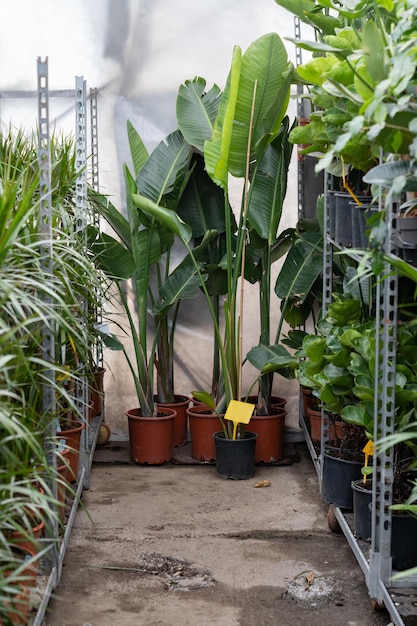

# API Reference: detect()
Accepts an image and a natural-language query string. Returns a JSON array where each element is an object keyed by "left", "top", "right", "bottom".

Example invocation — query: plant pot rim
[
  {"left": 213, "top": 431, "right": 258, "bottom": 441},
  {"left": 126, "top": 407, "right": 176, "bottom": 420}
]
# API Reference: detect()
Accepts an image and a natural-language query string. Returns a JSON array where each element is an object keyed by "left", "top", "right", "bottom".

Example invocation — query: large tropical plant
[
  {"left": 88, "top": 123, "right": 220, "bottom": 414},
  {"left": 138, "top": 33, "right": 295, "bottom": 425}
]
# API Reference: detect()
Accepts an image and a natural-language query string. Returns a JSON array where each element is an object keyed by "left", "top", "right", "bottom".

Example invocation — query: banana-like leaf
[
  {"left": 89, "top": 189, "right": 131, "bottom": 251},
  {"left": 127, "top": 119, "right": 149, "bottom": 176},
  {"left": 176, "top": 153, "right": 232, "bottom": 237},
  {"left": 153, "top": 266, "right": 206, "bottom": 319},
  {"left": 135, "top": 129, "right": 193, "bottom": 206},
  {"left": 204, "top": 46, "right": 241, "bottom": 189},
  {"left": 86, "top": 227, "right": 135, "bottom": 280},
  {"left": 131, "top": 194, "right": 192, "bottom": 243},
  {"left": 176, "top": 77, "right": 222, "bottom": 153},
  {"left": 275, "top": 231, "right": 323, "bottom": 301},
  {"left": 248, "top": 118, "right": 293, "bottom": 243}
]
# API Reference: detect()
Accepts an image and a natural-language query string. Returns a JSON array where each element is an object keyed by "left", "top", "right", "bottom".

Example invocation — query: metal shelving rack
[
  {"left": 0, "top": 58, "right": 103, "bottom": 624},
  {"left": 299, "top": 168, "right": 417, "bottom": 625}
]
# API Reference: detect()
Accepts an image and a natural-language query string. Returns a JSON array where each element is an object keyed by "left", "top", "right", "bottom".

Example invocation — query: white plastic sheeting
[{"left": 0, "top": 0, "right": 305, "bottom": 433}]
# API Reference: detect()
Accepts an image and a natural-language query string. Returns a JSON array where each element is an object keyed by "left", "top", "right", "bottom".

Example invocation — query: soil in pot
[
  {"left": 126, "top": 408, "right": 175, "bottom": 465},
  {"left": 213, "top": 431, "right": 257, "bottom": 480},
  {"left": 155, "top": 394, "right": 190, "bottom": 447}
]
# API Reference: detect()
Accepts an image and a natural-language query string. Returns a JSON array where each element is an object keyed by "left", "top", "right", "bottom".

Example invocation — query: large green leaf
[
  {"left": 135, "top": 129, "right": 193, "bottom": 207},
  {"left": 131, "top": 194, "right": 192, "bottom": 243},
  {"left": 362, "top": 20, "right": 387, "bottom": 83},
  {"left": 248, "top": 118, "right": 293, "bottom": 243},
  {"left": 86, "top": 227, "right": 135, "bottom": 280},
  {"left": 176, "top": 78, "right": 222, "bottom": 153},
  {"left": 204, "top": 45, "right": 242, "bottom": 189},
  {"left": 176, "top": 153, "right": 231, "bottom": 237},
  {"left": 275, "top": 231, "right": 323, "bottom": 301},
  {"left": 127, "top": 120, "right": 149, "bottom": 176},
  {"left": 246, "top": 343, "right": 298, "bottom": 377},
  {"left": 89, "top": 189, "right": 131, "bottom": 251}
]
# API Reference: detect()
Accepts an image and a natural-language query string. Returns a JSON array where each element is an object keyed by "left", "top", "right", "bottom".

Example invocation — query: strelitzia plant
[{"left": 135, "top": 32, "right": 295, "bottom": 434}]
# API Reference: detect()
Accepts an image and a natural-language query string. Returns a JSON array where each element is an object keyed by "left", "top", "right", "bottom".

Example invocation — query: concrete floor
[{"left": 42, "top": 440, "right": 394, "bottom": 626}]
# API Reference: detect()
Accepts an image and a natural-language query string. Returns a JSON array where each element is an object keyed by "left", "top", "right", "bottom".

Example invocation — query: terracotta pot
[
  {"left": 300, "top": 386, "right": 318, "bottom": 421},
  {"left": 307, "top": 407, "right": 321, "bottom": 443},
  {"left": 1, "top": 546, "right": 37, "bottom": 626},
  {"left": 56, "top": 419, "right": 85, "bottom": 482},
  {"left": 89, "top": 367, "right": 106, "bottom": 417},
  {"left": 11, "top": 515, "right": 45, "bottom": 557},
  {"left": 250, "top": 408, "right": 286, "bottom": 463},
  {"left": 126, "top": 407, "right": 175, "bottom": 465},
  {"left": 155, "top": 394, "right": 190, "bottom": 447},
  {"left": 187, "top": 405, "right": 222, "bottom": 462}
]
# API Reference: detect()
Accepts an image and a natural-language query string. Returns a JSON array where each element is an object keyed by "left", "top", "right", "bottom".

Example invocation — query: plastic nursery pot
[
  {"left": 351, "top": 479, "right": 373, "bottom": 542},
  {"left": 89, "top": 367, "right": 106, "bottom": 417},
  {"left": 2, "top": 546, "right": 37, "bottom": 626},
  {"left": 126, "top": 407, "right": 175, "bottom": 465},
  {"left": 56, "top": 419, "right": 85, "bottom": 482},
  {"left": 213, "top": 431, "right": 258, "bottom": 480},
  {"left": 250, "top": 408, "right": 286, "bottom": 464},
  {"left": 321, "top": 449, "right": 364, "bottom": 510},
  {"left": 155, "top": 394, "right": 190, "bottom": 447},
  {"left": 187, "top": 405, "right": 222, "bottom": 462}
]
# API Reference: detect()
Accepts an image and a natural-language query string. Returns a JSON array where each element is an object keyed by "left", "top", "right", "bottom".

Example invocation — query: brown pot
[
  {"left": 11, "top": 515, "right": 45, "bottom": 557},
  {"left": 300, "top": 386, "right": 318, "bottom": 421},
  {"left": 56, "top": 419, "right": 85, "bottom": 482},
  {"left": 1, "top": 546, "right": 37, "bottom": 626},
  {"left": 89, "top": 367, "right": 106, "bottom": 417},
  {"left": 155, "top": 395, "right": 190, "bottom": 447},
  {"left": 187, "top": 405, "right": 222, "bottom": 462},
  {"left": 307, "top": 407, "right": 321, "bottom": 443},
  {"left": 249, "top": 407, "right": 286, "bottom": 463},
  {"left": 126, "top": 407, "right": 175, "bottom": 465}
]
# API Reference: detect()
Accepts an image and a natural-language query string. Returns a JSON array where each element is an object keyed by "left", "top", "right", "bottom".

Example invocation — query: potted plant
[
  {"left": 88, "top": 121, "right": 215, "bottom": 461},
  {"left": 139, "top": 33, "right": 295, "bottom": 469}
]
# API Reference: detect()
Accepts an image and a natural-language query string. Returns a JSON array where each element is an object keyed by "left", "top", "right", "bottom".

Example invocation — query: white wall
[{"left": 0, "top": 0, "right": 314, "bottom": 434}]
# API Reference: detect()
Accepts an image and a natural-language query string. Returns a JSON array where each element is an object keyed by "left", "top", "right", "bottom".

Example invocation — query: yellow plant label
[
  {"left": 225, "top": 400, "right": 255, "bottom": 425},
  {"left": 363, "top": 440, "right": 374, "bottom": 456}
]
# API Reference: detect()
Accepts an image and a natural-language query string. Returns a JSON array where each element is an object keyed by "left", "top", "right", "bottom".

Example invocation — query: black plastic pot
[
  {"left": 321, "top": 450, "right": 364, "bottom": 510},
  {"left": 213, "top": 431, "right": 257, "bottom": 480},
  {"left": 352, "top": 479, "right": 373, "bottom": 542},
  {"left": 392, "top": 513, "right": 417, "bottom": 571},
  {"left": 350, "top": 202, "right": 377, "bottom": 248}
]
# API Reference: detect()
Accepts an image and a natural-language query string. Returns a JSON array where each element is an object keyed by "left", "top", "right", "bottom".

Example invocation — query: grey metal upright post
[
  {"left": 38, "top": 56, "right": 59, "bottom": 577},
  {"left": 369, "top": 200, "right": 397, "bottom": 603},
  {"left": 74, "top": 76, "right": 90, "bottom": 488}
]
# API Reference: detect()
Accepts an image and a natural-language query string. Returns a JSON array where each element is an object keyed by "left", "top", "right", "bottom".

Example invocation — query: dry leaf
[
  {"left": 305, "top": 571, "right": 315, "bottom": 588},
  {"left": 254, "top": 480, "right": 271, "bottom": 488}
]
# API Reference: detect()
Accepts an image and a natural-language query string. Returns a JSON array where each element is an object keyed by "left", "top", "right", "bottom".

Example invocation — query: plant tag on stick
[
  {"left": 362, "top": 440, "right": 374, "bottom": 483},
  {"left": 225, "top": 400, "right": 255, "bottom": 439}
]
